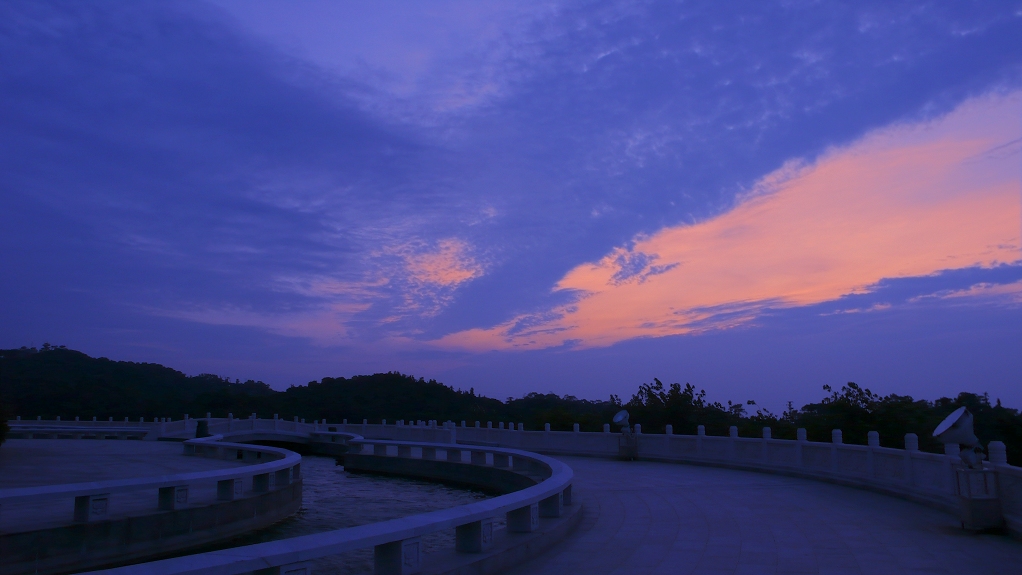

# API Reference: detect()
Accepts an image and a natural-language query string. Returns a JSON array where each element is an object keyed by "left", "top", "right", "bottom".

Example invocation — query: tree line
[{"left": 1, "top": 346, "right": 1019, "bottom": 465}]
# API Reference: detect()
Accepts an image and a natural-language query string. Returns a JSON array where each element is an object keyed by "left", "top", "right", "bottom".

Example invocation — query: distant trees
[
  {"left": 1, "top": 346, "right": 1019, "bottom": 464},
  {"left": 624, "top": 379, "right": 1022, "bottom": 465}
]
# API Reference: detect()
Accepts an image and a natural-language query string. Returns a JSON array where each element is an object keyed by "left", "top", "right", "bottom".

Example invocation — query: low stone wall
[
  {"left": 0, "top": 481, "right": 301, "bottom": 575},
  {"left": 340, "top": 420, "right": 1022, "bottom": 537},
  {"left": 0, "top": 432, "right": 304, "bottom": 575},
  {"left": 344, "top": 452, "right": 539, "bottom": 494},
  {"left": 79, "top": 440, "right": 576, "bottom": 575}
]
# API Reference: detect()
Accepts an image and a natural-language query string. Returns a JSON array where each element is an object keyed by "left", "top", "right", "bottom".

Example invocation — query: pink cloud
[
  {"left": 436, "top": 91, "right": 1022, "bottom": 352},
  {"left": 403, "top": 238, "right": 484, "bottom": 287}
]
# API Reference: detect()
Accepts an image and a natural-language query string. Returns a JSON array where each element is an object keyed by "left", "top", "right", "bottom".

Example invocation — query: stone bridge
[{"left": 1, "top": 415, "right": 1020, "bottom": 575}]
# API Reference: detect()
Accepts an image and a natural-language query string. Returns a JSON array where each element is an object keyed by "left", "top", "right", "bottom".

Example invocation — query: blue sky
[{"left": 2, "top": 1, "right": 1020, "bottom": 411}]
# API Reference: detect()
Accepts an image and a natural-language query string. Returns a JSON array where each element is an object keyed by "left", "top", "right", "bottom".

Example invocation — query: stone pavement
[
  {"left": 505, "top": 456, "right": 1022, "bottom": 575},
  {"left": 0, "top": 439, "right": 247, "bottom": 488}
]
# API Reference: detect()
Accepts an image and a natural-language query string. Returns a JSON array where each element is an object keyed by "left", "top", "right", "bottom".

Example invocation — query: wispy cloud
[
  {"left": 435, "top": 91, "right": 1022, "bottom": 351},
  {"left": 911, "top": 279, "right": 1022, "bottom": 307}
]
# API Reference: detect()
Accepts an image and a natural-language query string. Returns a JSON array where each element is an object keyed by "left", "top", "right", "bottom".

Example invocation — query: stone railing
[
  {"left": 0, "top": 434, "right": 300, "bottom": 531},
  {"left": 80, "top": 439, "right": 575, "bottom": 575},
  {"left": 329, "top": 419, "right": 1022, "bottom": 537}
]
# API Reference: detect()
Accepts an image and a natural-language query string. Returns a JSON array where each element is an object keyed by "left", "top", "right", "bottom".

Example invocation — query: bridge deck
[{"left": 506, "top": 456, "right": 1022, "bottom": 575}]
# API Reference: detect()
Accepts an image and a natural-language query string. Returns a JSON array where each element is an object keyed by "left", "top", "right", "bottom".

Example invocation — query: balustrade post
[
  {"left": 74, "top": 494, "right": 110, "bottom": 523},
  {"left": 264, "top": 562, "right": 312, "bottom": 575},
  {"left": 518, "top": 422, "right": 524, "bottom": 431},
  {"left": 475, "top": 421, "right": 480, "bottom": 428},
  {"left": 456, "top": 519, "right": 494, "bottom": 553},
  {"left": 374, "top": 537, "right": 422, "bottom": 575},
  {"left": 508, "top": 503, "right": 539, "bottom": 532},
  {"left": 217, "top": 478, "right": 243, "bottom": 501},
  {"left": 158, "top": 485, "right": 189, "bottom": 511},
  {"left": 989, "top": 441, "right": 1008, "bottom": 465},
  {"left": 665, "top": 424, "right": 673, "bottom": 435},
  {"left": 831, "top": 429, "right": 842, "bottom": 474},
  {"left": 573, "top": 423, "right": 579, "bottom": 432},
  {"left": 603, "top": 423, "right": 610, "bottom": 433},
  {"left": 539, "top": 492, "right": 563, "bottom": 517},
  {"left": 866, "top": 431, "right": 879, "bottom": 478},
  {"left": 544, "top": 423, "right": 551, "bottom": 431},
  {"left": 253, "top": 473, "right": 270, "bottom": 493}
]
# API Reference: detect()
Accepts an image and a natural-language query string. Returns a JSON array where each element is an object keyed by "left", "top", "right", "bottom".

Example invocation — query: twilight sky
[{"left": 2, "top": 1, "right": 1020, "bottom": 411}]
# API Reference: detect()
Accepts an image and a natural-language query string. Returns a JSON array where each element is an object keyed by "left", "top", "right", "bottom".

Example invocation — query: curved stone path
[{"left": 506, "top": 456, "right": 1022, "bottom": 575}]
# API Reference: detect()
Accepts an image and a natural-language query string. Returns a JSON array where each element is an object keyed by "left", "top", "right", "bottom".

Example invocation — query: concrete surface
[{"left": 505, "top": 456, "right": 1022, "bottom": 575}]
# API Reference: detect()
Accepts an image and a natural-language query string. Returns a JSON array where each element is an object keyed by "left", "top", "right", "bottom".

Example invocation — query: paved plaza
[
  {"left": 0, "top": 439, "right": 247, "bottom": 489},
  {"left": 506, "top": 456, "right": 1022, "bottom": 575}
]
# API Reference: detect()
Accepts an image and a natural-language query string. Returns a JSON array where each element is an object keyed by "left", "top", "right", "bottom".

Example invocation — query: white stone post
[
  {"left": 217, "top": 479, "right": 243, "bottom": 501},
  {"left": 74, "top": 494, "right": 110, "bottom": 523},
  {"left": 573, "top": 423, "right": 580, "bottom": 432},
  {"left": 544, "top": 423, "right": 551, "bottom": 431},
  {"left": 867, "top": 431, "right": 879, "bottom": 447},
  {"left": 507, "top": 503, "right": 539, "bottom": 532},
  {"left": 988, "top": 441, "right": 1008, "bottom": 465},
  {"left": 158, "top": 486, "right": 189, "bottom": 511},
  {"left": 539, "top": 492, "right": 563, "bottom": 517},
  {"left": 456, "top": 519, "right": 494, "bottom": 554},
  {"left": 830, "top": 429, "right": 842, "bottom": 474},
  {"left": 374, "top": 537, "right": 421, "bottom": 575},
  {"left": 518, "top": 422, "right": 524, "bottom": 431},
  {"left": 665, "top": 424, "right": 673, "bottom": 434},
  {"left": 603, "top": 423, "right": 610, "bottom": 433}
]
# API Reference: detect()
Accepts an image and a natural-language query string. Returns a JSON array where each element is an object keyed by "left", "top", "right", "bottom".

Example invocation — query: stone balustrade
[
  {"left": 0, "top": 434, "right": 300, "bottom": 528},
  {"left": 0, "top": 431, "right": 303, "bottom": 575},
  {"left": 78, "top": 438, "right": 575, "bottom": 575},
  {"left": 6, "top": 415, "right": 1020, "bottom": 574},
  {"left": 327, "top": 419, "right": 1022, "bottom": 538}
]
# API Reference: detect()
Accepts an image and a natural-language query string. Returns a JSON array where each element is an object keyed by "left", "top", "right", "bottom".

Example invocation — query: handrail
[{"left": 80, "top": 439, "right": 573, "bottom": 575}]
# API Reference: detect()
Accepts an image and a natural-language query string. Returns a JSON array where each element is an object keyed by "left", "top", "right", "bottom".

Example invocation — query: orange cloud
[
  {"left": 436, "top": 91, "right": 1022, "bottom": 352},
  {"left": 404, "top": 238, "right": 484, "bottom": 287}
]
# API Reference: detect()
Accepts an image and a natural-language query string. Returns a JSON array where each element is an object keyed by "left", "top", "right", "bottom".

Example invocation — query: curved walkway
[{"left": 506, "top": 456, "right": 1022, "bottom": 575}]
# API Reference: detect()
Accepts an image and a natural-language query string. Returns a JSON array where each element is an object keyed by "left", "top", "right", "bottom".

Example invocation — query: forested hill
[
  {"left": 1, "top": 346, "right": 1020, "bottom": 465},
  {"left": 0, "top": 346, "right": 506, "bottom": 423}
]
